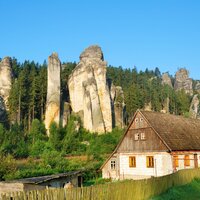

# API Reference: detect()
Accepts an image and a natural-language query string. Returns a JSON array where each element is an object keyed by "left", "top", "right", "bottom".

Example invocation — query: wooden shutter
[
  {"left": 174, "top": 156, "right": 179, "bottom": 167},
  {"left": 184, "top": 155, "right": 190, "bottom": 166},
  {"left": 146, "top": 156, "right": 154, "bottom": 168},
  {"left": 129, "top": 156, "right": 136, "bottom": 167},
  {"left": 174, "top": 156, "right": 179, "bottom": 168}
]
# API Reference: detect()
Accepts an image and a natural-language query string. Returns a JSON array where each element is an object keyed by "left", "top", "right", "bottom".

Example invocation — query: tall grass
[{"left": 1, "top": 168, "right": 200, "bottom": 200}]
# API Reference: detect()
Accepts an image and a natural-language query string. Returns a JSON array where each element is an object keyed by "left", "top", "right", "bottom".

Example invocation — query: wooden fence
[{"left": 1, "top": 168, "right": 200, "bottom": 200}]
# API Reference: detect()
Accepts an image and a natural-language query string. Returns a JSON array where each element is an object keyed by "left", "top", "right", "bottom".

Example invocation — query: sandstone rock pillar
[
  {"left": 110, "top": 85, "right": 125, "bottom": 128},
  {"left": 68, "top": 45, "right": 112, "bottom": 133},
  {"left": 0, "top": 57, "right": 12, "bottom": 109},
  {"left": 189, "top": 94, "right": 200, "bottom": 119},
  {"left": 45, "top": 53, "right": 61, "bottom": 135},
  {"left": 174, "top": 68, "right": 193, "bottom": 95}
]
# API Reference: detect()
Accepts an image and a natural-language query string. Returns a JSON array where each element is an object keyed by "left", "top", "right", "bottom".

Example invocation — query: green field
[{"left": 152, "top": 179, "right": 200, "bottom": 200}]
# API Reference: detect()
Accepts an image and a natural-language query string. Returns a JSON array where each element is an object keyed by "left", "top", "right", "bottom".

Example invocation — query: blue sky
[{"left": 0, "top": 0, "right": 200, "bottom": 79}]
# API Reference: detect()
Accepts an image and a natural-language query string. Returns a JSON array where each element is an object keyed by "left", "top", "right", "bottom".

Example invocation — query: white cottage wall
[{"left": 119, "top": 152, "right": 173, "bottom": 180}]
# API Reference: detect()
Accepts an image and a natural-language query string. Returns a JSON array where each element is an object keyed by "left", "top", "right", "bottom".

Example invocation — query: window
[
  {"left": 129, "top": 156, "right": 136, "bottom": 167},
  {"left": 184, "top": 155, "right": 190, "bottom": 166},
  {"left": 141, "top": 132, "right": 146, "bottom": 140},
  {"left": 135, "top": 118, "right": 139, "bottom": 123},
  {"left": 173, "top": 155, "right": 179, "bottom": 167},
  {"left": 140, "top": 118, "right": 143, "bottom": 122},
  {"left": 134, "top": 133, "right": 140, "bottom": 140},
  {"left": 111, "top": 160, "right": 116, "bottom": 170},
  {"left": 146, "top": 156, "right": 154, "bottom": 168}
]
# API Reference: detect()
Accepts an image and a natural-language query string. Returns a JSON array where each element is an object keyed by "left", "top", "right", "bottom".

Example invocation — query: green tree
[{"left": 49, "top": 122, "right": 62, "bottom": 151}]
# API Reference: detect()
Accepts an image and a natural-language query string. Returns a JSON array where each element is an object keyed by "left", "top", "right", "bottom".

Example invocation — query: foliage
[
  {"left": 107, "top": 65, "right": 191, "bottom": 118},
  {"left": 0, "top": 124, "right": 28, "bottom": 158},
  {"left": 40, "top": 150, "right": 69, "bottom": 172},
  {"left": 87, "top": 128, "right": 123, "bottom": 161},
  {"left": 153, "top": 179, "right": 200, "bottom": 200},
  {"left": 0, "top": 154, "right": 16, "bottom": 180}
]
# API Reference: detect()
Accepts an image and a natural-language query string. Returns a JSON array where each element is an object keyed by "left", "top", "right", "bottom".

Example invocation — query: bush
[
  {"left": 0, "top": 154, "right": 17, "bottom": 180},
  {"left": 40, "top": 150, "right": 69, "bottom": 172}
]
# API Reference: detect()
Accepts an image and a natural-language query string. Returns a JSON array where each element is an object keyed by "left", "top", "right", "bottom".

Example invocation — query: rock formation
[
  {"left": 161, "top": 97, "right": 170, "bottom": 113},
  {"left": 174, "top": 68, "right": 193, "bottom": 95},
  {"left": 61, "top": 102, "right": 71, "bottom": 127},
  {"left": 195, "top": 81, "right": 200, "bottom": 94},
  {"left": 68, "top": 45, "right": 113, "bottom": 133},
  {"left": 0, "top": 57, "right": 12, "bottom": 109},
  {"left": 161, "top": 73, "right": 172, "bottom": 88},
  {"left": 0, "top": 96, "right": 6, "bottom": 122},
  {"left": 110, "top": 85, "right": 125, "bottom": 128},
  {"left": 189, "top": 94, "right": 200, "bottom": 119},
  {"left": 44, "top": 53, "right": 61, "bottom": 135},
  {"left": 144, "top": 102, "right": 152, "bottom": 111}
]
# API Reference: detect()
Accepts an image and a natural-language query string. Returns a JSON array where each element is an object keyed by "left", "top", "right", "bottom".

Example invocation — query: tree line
[{"left": 107, "top": 66, "right": 192, "bottom": 118}]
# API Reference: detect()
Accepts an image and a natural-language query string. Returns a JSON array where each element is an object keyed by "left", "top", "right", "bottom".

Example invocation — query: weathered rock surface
[
  {"left": 0, "top": 57, "right": 12, "bottom": 109},
  {"left": 161, "top": 97, "right": 170, "bottom": 113},
  {"left": 162, "top": 73, "right": 172, "bottom": 88},
  {"left": 195, "top": 81, "right": 200, "bottom": 94},
  {"left": 144, "top": 102, "right": 152, "bottom": 111},
  {"left": 0, "top": 96, "right": 6, "bottom": 122},
  {"left": 189, "top": 94, "right": 200, "bottom": 119},
  {"left": 45, "top": 53, "right": 61, "bottom": 135},
  {"left": 61, "top": 102, "right": 71, "bottom": 127},
  {"left": 110, "top": 85, "right": 125, "bottom": 128},
  {"left": 68, "top": 45, "right": 112, "bottom": 133},
  {"left": 174, "top": 68, "right": 193, "bottom": 95}
]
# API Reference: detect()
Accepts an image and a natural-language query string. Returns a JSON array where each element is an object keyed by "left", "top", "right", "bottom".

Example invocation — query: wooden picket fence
[{"left": 1, "top": 168, "right": 200, "bottom": 200}]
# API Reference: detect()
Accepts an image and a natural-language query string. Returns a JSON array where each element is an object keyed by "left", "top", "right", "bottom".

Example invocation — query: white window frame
[
  {"left": 110, "top": 160, "right": 116, "bottom": 170},
  {"left": 141, "top": 132, "right": 146, "bottom": 140},
  {"left": 134, "top": 133, "right": 140, "bottom": 140}
]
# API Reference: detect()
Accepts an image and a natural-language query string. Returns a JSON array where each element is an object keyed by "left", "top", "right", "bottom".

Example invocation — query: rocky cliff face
[
  {"left": 195, "top": 82, "right": 200, "bottom": 94},
  {"left": 0, "top": 57, "right": 12, "bottom": 122},
  {"left": 0, "top": 96, "right": 6, "bottom": 122},
  {"left": 110, "top": 85, "right": 125, "bottom": 128},
  {"left": 44, "top": 53, "right": 61, "bottom": 135},
  {"left": 68, "top": 45, "right": 112, "bottom": 133},
  {"left": 189, "top": 94, "right": 200, "bottom": 119},
  {"left": 174, "top": 68, "right": 193, "bottom": 95},
  {"left": 161, "top": 73, "right": 172, "bottom": 88},
  {"left": 0, "top": 57, "right": 12, "bottom": 109}
]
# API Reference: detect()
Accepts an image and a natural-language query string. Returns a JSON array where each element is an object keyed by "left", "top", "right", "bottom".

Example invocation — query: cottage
[{"left": 101, "top": 110, "right": 200, "bottom": 180}]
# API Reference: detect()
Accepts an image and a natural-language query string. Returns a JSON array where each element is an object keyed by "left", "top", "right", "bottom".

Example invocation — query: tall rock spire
[
  {"left": 68, "top": 45, "right": 112, "bottom": 133},
  {"left": 174, "top": 68, "right": 193, "bottom": 95},
  {"left": 45, "top": 53, "right": 61, "bottom": 135}
]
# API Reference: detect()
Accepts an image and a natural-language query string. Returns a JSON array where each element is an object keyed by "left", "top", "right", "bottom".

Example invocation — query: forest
[{"left": 0, "top": 58, "right": 195, "bottom": 182}]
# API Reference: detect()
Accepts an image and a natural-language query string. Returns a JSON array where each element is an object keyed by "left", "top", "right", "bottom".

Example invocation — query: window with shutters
[
  {"left": 184, "top": 155, "right": 190, "bottom": 166},
  {"left": 173, "top": 155, "right": 179, "bottom": 167},
  {"left": 110, "top": 160, "right": 116, "bottom": 170},
  {"left": 129, "top": 156, "right": 136, "bottom": 168},
  {"left": 146, "top": 156, "right": 154, "bottom": 168}
]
